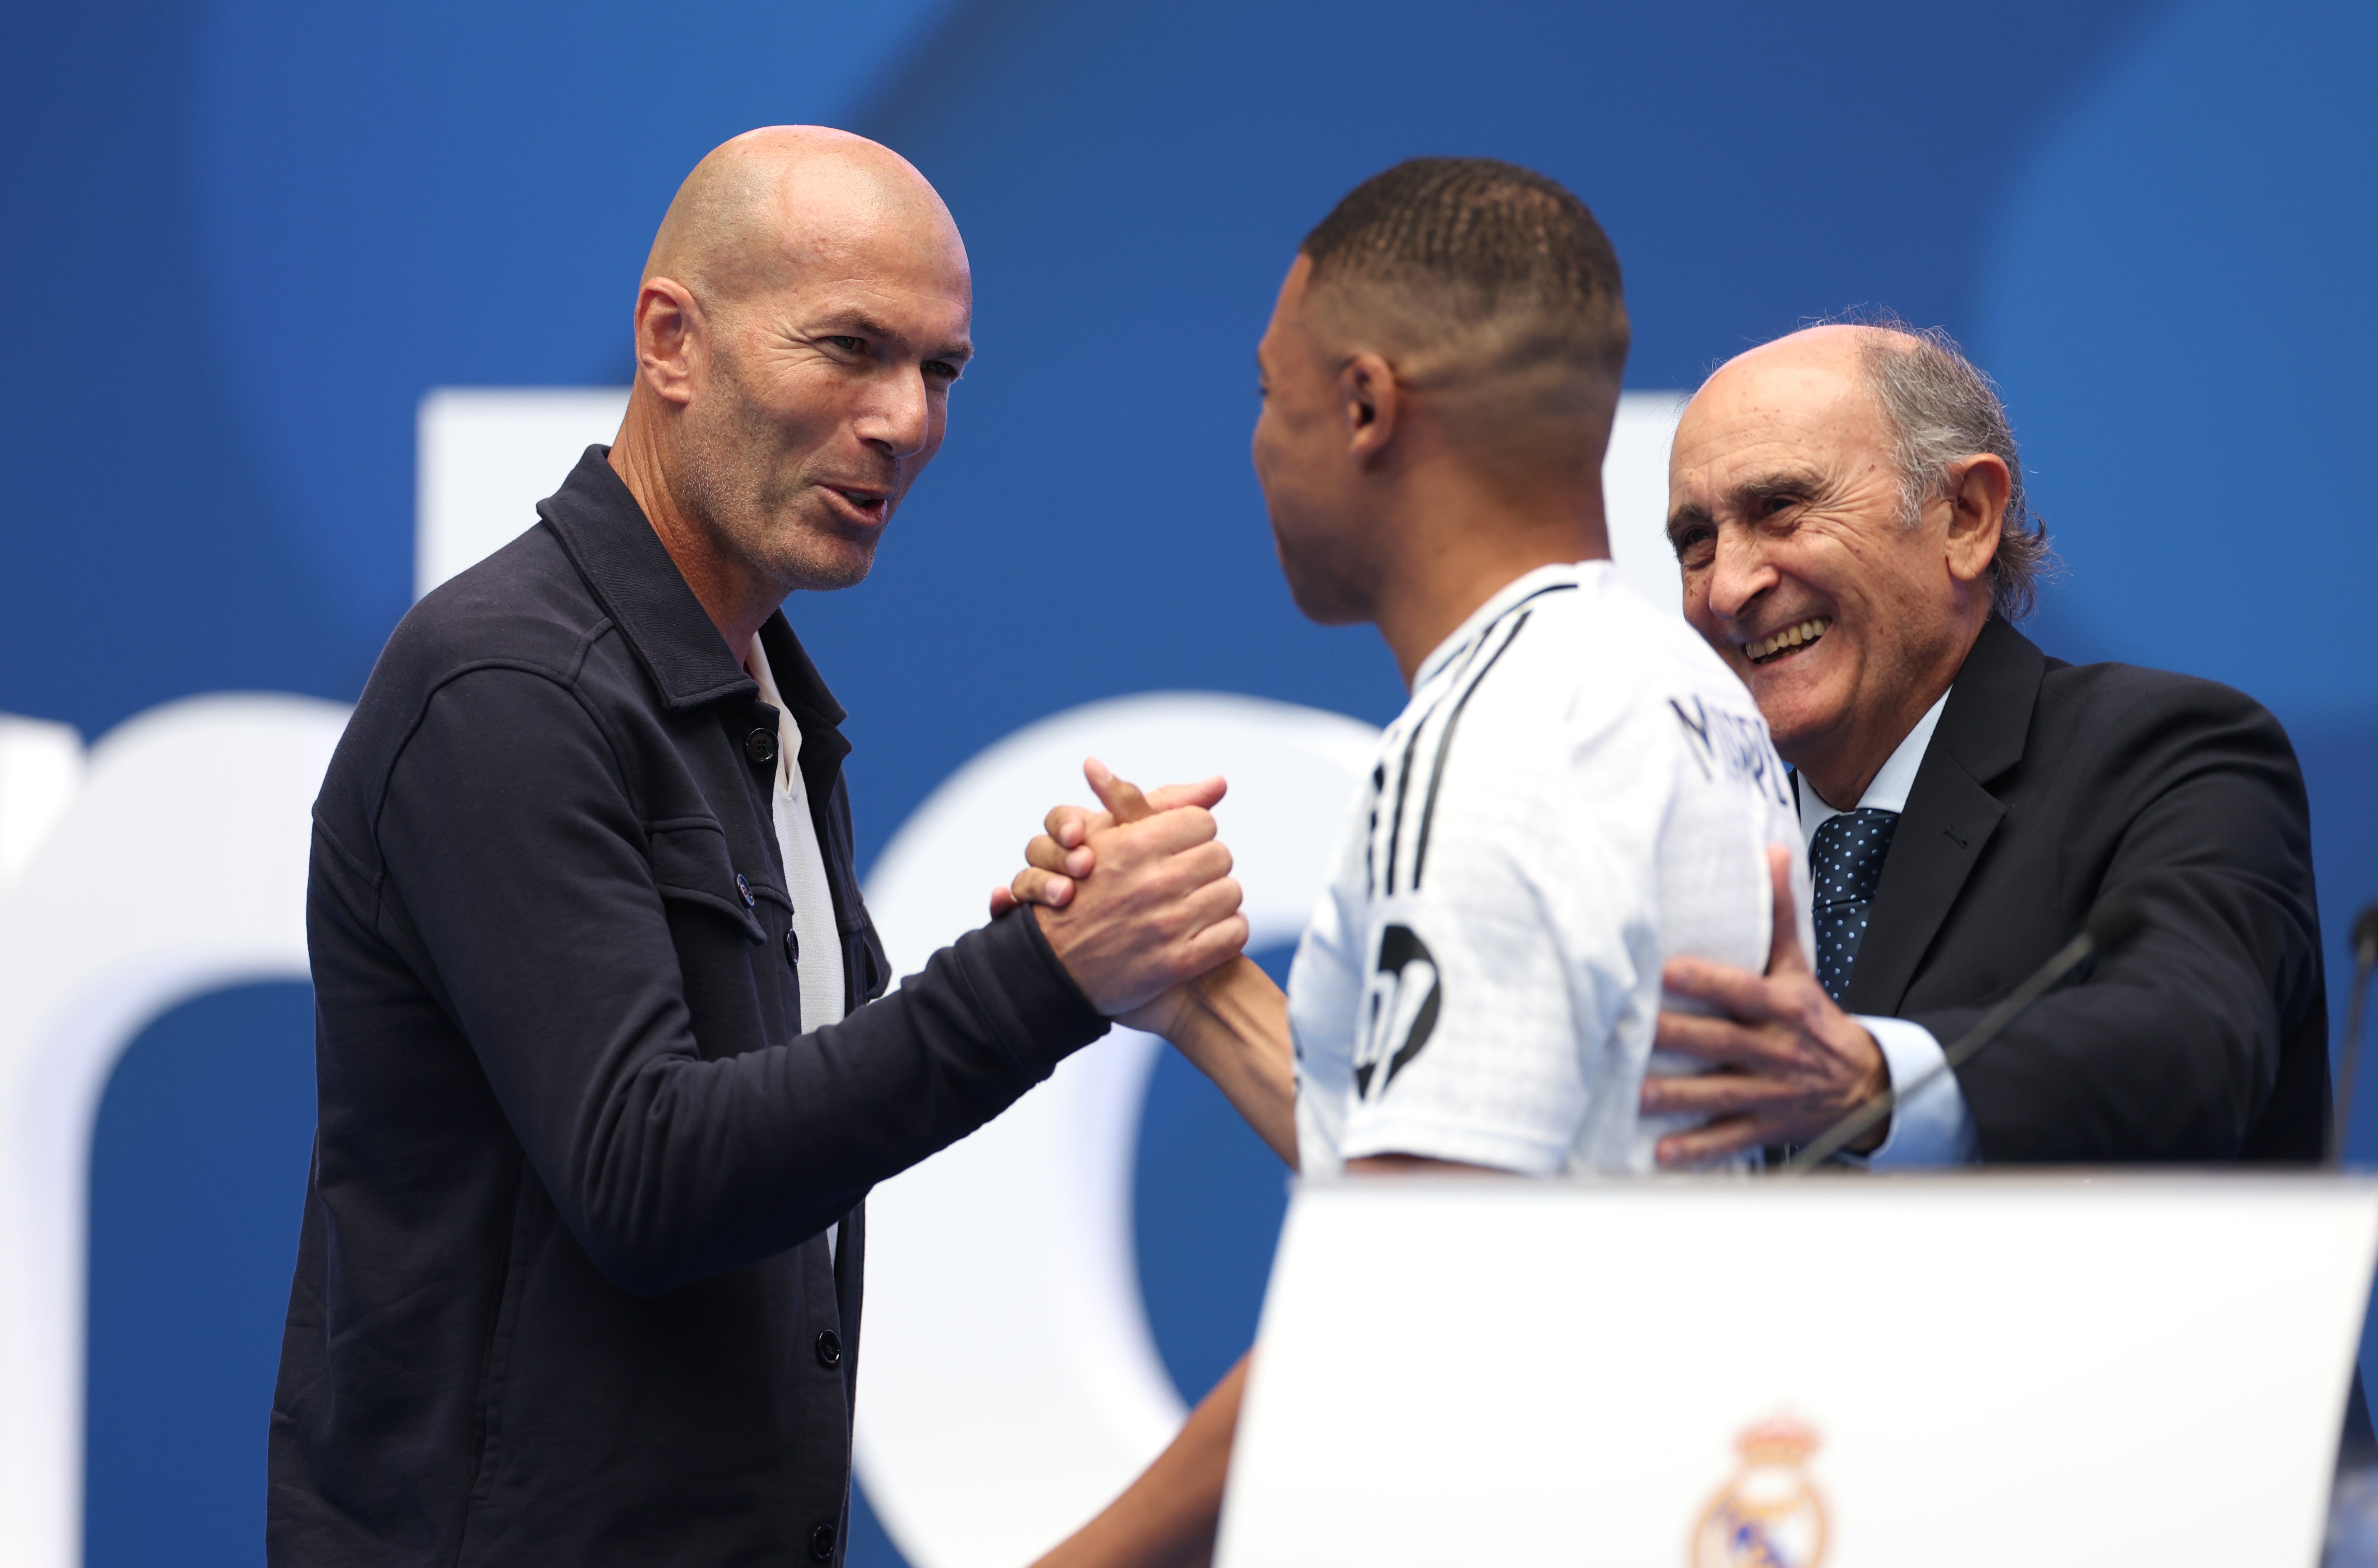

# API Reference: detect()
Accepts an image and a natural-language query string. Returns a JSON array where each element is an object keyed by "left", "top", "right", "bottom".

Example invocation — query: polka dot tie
[{"left": 1809, "top": 807, "right": 1900, "bottom": 1004}]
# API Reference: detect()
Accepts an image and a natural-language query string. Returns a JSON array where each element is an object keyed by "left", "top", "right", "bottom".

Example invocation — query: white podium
[{"left": 1218, "top": 1174, "right": 2378, "bottom": 1568}]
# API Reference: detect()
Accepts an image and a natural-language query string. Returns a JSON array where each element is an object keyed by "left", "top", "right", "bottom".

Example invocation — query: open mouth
[
  {"left": 826, "top": 487, "right": 890, "bottom": 525},
  {"left": 1744, "top": 616, "right": 1833, "bottom": 666}
]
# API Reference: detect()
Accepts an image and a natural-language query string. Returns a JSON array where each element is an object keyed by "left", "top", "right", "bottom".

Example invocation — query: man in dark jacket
[
  {"left": 268, "top": 127, "right": 1248, "bottom": 1566},
  {"left": 1644, "top": 321, "right": 2326, "bottom": 1167}
]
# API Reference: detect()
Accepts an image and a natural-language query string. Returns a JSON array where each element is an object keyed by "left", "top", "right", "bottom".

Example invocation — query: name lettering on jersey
[
  {"left": 1669, "top": 696, "right": 1791, "bottom": 807},
  {"left": 1353, "top": 924, "right": 1440, "bottom": 1099}
]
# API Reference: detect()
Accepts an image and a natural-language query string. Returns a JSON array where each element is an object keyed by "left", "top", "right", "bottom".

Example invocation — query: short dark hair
[{"left": 1300, "top": 157, "right": 1629, "bottom": 383}]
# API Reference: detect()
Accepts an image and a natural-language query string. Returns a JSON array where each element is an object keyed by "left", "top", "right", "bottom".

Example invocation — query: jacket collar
[
  {"left": 1927, "top": 615, "right": 2043, "bottom": 788},
  {"left": 536, "top": 446, "right": 849, "bottom": 745},
  {"left": 759, "top": 609, "right": 852, "bottom": 786},
  {"left": 1842, "top": 616, "right": 2046, "bottom": 1015}
]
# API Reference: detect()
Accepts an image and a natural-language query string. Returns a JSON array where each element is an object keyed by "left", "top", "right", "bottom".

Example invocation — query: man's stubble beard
[{"left": 675, "top": 345, "right": 880, "bottom": 597}]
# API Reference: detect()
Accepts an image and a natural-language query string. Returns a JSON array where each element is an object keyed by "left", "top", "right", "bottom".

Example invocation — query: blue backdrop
[{"left": 8, "top": 1, "right": 2373, "bottom": 1562}]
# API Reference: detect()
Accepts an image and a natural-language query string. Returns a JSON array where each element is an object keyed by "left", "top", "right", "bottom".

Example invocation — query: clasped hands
[
  {"left": 998, "top": 770, "right": 1892, "bottom": 1167},
  {"left": 995, "top": 760, "right": 1250, "bottom": 1023}
]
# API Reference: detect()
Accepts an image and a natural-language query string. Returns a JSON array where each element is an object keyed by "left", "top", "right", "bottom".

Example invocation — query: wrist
[{"left": 1845, "top": 1029, "right": 1890, "bottom": 1154}]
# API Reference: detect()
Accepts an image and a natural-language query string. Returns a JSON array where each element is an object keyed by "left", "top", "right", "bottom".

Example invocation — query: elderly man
[
  {"left": 269, "top": 128, "right": 1246, "bottom": 1566},
  {"left": 1644, "top": 321, "right": 2328, "bottom": 1167}
]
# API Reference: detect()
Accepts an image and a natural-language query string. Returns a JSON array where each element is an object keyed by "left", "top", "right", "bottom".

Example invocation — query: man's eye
[
  {"left": 826, "top": 335, "right": 866, "bottom": 353},
  {"left": 1671, "top": 528, "right": 1716, "bottom": 567},
  {"left": 924, "top": 360, "right": 960, "bottom": 383}
]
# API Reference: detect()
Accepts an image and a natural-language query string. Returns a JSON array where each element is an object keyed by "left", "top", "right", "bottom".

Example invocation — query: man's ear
[
  {"left": 1942, "top": 453, "right": 2012, "bottom": 584},
  {"left": 1339, "top": 352, "right": 1401, "bottom": 465},
  {"left": 633, "top": 277, "right": 703, "bottom": 408}
]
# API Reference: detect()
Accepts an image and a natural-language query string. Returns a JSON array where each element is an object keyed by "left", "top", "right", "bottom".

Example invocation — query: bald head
[
  {"left": 609, "top": 127, "right": 975, "bottom": 646},
  {"left": 642, "top": 125, "right": 967, "bottom": 307}
]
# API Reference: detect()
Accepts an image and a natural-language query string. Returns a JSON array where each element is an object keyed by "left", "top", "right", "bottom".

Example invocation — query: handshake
[
  {"left": 991, "top": 758, "right": 1250, "bottom": 1024},
  {"left": 989, "top": 758, "right": 1302, "bottom": 1168},
  {"left": 990, "top": 753, "right": 1906, "bottom": 1181}
]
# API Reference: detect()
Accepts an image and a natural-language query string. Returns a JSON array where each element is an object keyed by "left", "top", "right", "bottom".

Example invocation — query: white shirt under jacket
[
  {"left": 1798, "top": 691, "right": 1982, "bottom": 1166},
  {"left": 1287, "top": 562, "right": 1812, "bottom": 1177},
  {"left": 745, "top": 635, "right": 850, "bottom": 1259}
]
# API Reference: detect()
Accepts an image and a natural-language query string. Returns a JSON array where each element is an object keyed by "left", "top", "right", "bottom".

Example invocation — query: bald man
[
  {"left": 1643, "top": 321, "right": 2327, "bottom": 1168},
  {"left": 269, "top": 129, "right": 1246, "bottom": 1567}
]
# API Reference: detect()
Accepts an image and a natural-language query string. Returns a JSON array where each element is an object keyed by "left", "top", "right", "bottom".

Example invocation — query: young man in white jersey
[{"left": 994, "top": 158, "right": 1813, "bottom": 1567}]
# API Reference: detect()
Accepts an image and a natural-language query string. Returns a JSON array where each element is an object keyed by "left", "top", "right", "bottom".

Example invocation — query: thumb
[
  {"left": 1144, "top": 774, "right": 1228, "bottom": 813},
  {"left": 1084, "top": 757, "right": 1156, "bottom": 825},
  {"left": 1766, "top": 843, "right": 1812, "bottom": 977}
]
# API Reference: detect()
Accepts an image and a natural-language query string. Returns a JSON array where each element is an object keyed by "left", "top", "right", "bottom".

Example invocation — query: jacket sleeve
[
  {"left": 1911, "top": 683, "right": 2324, "bottom": 1162},
  {"left": 373, "top": 664, "right": 1109, "bottom": 1294}
]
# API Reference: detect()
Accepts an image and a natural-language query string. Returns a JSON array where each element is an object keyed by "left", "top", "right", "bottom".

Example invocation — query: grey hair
[{"left": 1839, "top": 314, "right": 2052, "bottom": 621}]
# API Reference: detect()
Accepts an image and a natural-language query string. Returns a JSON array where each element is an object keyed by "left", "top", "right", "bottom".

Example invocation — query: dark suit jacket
[{"left": 1845, "top": 617, "right": 2328, "bottom": 1162}]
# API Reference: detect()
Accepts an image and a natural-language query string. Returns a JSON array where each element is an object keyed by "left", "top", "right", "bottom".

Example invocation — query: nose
[
  {"left": 855, "top": 366, "right": 934, "bottom": 462},
  {"left": 1704, "top": 527, "right": 1778, "bottom": 629}
]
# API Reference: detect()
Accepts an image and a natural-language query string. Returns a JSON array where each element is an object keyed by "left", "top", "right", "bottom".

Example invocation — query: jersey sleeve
[
  {"left": 1335, "top": 700, "right": 1664, "bottom": 1175},
  {"left": 1287, "top": 797, "right": 1374, "bottom": 1179}
]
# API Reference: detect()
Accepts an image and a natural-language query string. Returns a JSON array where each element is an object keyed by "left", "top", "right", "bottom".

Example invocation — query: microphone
[
  {"left": 2331, "top": 904, "right": 2378, "bottom": 1167},
  {"left": 1779, "top": 898, "right": 2149, "bottom": 1176}
]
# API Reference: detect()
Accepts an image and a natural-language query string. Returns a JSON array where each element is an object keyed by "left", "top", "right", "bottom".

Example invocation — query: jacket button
[
  {"left": 745, "top": 727, "right": 778, "bottom": 764},
  {"left": 735, "top": 873, "right": 754, "bottom": 909},
  {"left": 816, "top": 1329, "right": 843, "bottom": 1368},
  {"left": 808, "top": 1521, "right": 837, "bottom": 1560},
  {"left": 786, "top": 925, "right": 800, "bottom": 963}
]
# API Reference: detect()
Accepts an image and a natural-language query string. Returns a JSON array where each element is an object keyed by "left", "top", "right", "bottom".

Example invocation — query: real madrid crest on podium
[{"left": 1689, "top": 1416, "right": 1830, "bottom": 1568}]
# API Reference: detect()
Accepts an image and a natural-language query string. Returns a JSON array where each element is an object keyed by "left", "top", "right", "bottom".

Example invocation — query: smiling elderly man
[{"left": 1643, "top": 321, "right": 2328, "bottom": 1168}]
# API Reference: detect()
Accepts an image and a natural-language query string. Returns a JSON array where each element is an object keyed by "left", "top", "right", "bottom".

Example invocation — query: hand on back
[{"left": 1644, "top": 845, "right": 1889, "bottom": 1164}]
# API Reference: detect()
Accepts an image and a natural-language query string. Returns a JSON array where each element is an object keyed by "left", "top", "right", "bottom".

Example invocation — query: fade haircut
[
  {"left": 1298, "top": 158, "right": 1629, "bottom": 455},
  {"left": 1828, "top": 314, "right": 2053, "bottom": 621}
]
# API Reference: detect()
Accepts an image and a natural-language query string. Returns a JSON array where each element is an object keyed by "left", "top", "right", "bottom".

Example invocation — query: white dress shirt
[
  {"left": 746, "top": 635, "right": 850, "bottom": 1257},
  {"left": 1798, "top": 690, "right": 1981, "bottom": 1166}
]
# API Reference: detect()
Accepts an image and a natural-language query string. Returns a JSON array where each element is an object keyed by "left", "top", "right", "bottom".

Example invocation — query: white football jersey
[{"left": 1288, "top": 561, "right": 1811, "bottom": 1177}]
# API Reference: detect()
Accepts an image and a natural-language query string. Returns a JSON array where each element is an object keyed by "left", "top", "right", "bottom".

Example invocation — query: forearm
[
  {"left": 1031, "top": 1354, "right": 1248, "bottom": 1568},
  {"left": 538, "top": 910, "right": 1108, "bottom": 1291},
  {"left": 1149, "top": 958, "right": 1298, "bottom": 1168}
]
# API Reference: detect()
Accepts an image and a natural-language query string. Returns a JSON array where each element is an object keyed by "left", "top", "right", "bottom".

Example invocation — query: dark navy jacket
[{"left": 270, "top": 447, "right": 1109, "bottom": 1565}]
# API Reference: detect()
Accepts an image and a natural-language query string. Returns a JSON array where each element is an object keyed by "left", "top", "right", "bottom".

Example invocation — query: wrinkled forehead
[{"left": 1672, "top": 347, "right": 1885, "bottom": 485}]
